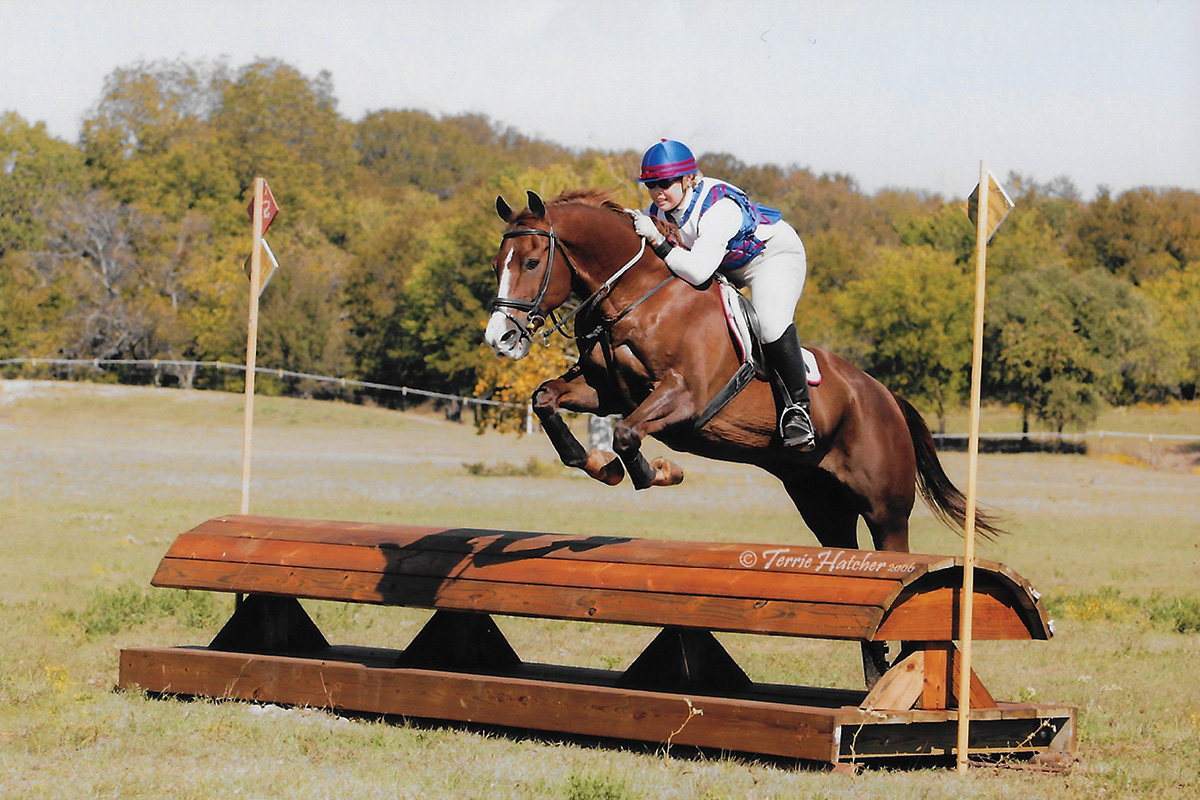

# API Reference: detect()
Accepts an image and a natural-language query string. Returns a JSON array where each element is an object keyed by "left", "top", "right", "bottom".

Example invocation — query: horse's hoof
[
  {"left": 649, "top": 457, "right": 684, "bottom": 487},
  {"left": 585, "top": 449, "right": 625, "bottom": 486}
]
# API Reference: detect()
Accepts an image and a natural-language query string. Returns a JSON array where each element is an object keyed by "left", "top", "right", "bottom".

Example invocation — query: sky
[{"left": 1, "top": 0, "right": 1197, "bottom": 200}]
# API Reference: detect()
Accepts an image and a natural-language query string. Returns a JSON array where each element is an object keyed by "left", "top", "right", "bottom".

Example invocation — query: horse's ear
[
  {"left": 527, "top": 190, "right": 546, "bottom": 218},
  {"left": 496, "top": 195, "right": 515, "bottom": 223}
]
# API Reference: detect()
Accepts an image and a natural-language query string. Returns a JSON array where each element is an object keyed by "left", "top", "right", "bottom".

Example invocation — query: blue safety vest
[{"left": 648, "top": 178, "right": 783, "bottom": 271}]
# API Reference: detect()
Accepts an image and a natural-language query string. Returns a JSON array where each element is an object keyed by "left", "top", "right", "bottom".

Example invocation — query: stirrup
[{"left": 779, "top": 404, "right": 816, "bottom": 451}]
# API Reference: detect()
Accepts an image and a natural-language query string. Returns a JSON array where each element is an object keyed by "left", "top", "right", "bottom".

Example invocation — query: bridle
[
  {"left": 489, "top": 225, "right": 570, "bottom": 346},
  {"left": 490, "top": 218, "right": 666, "bottom": 347}
]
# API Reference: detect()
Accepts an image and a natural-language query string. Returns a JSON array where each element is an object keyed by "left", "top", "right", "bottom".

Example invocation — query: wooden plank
[
  {"left": 119, "top": 647, "right": 1074, "bottom": 764},
  {"left": 181, "top": 515, "right": 945, "bottom": 577},
  {"left": 119, "top": 647, "right": 843, "bottom": 763},
  {"left": 917, "top": 643, "right": 996, "bottom": 711},
  {"left": 152, "top": 517, "right": 1050, "bottom": 643},
  {"left": 921, "top": 646, "right": 951, "bottom": 710},
  {"left": 860, "top": 650, "right": 925, "bottom": 711},
  {"left": 874, "top": 584, "right": 1040, "bottom": 640},
  {"left": 186, "top": 516, "right": 1039, "bottom": 622},
  {"left": 152, "top": 559, "right": 883, "bottom": 639},
  {"left": 955, "top": 649, "right": 997, "bottom": 711},
  {"left": 157, "top": 533, "right": 899, "bottom": 608}
]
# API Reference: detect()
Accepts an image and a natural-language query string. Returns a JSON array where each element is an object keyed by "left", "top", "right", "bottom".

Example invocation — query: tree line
[{"left": 2, "top": 58, "right": 1198, "bottom": 434}]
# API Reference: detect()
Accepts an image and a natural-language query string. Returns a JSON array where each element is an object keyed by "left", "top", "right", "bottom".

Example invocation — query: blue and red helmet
[{"left": 639, "top": 139, "right": 698, "bottom": 182}]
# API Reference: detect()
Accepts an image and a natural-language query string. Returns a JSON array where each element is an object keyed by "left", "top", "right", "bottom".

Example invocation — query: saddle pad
[{"left": 718, "top": 280, "right": 821, "bottom": 385}]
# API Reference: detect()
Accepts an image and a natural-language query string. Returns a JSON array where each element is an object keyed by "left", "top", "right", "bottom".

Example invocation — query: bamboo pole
[
  {"left": 240, "top": 178, "right": 265, "bottom": 515},
  {"left": 957, "top": 160, "right": 990, "bottom": 772}
]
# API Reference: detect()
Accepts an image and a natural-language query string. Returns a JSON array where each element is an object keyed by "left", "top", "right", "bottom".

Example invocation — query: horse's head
[{"left": 485, "top": 190, "right": 574, "bottom": 359}]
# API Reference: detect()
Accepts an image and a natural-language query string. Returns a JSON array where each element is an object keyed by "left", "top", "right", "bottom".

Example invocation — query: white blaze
[{"left": 484, "top": 247, "right": 530, "bottom": 359}]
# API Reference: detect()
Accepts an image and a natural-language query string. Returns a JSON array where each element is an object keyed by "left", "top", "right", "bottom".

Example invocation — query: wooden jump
[{"left": 119, "top": 515, "right": 1076, "bottom": 768}]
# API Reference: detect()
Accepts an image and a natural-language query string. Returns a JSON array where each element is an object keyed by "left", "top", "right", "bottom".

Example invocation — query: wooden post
[
  {"left": 957, "top": 160, "right": 990, "bottom": 772},
  {"left": 240, "top": 178, "right": 265, "bottom": 515}
]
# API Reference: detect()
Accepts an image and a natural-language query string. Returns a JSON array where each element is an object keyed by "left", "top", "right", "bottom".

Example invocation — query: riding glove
[{"left": 629, "top": 210, "right": 665, "bottom": 246}]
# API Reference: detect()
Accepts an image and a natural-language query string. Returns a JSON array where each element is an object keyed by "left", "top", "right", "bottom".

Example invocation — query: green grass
[
  {"left": 66, "top": 583, "right": 224, "bottom": 636},
  {"left": 2, "top": 379, "right": 1199, "bottom": 798},
  {"left": 1047, "top": 587, "right": 1200, "bottom": 633}
]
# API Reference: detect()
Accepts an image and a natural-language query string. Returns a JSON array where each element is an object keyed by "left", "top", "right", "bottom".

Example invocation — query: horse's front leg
[
  {"left": 612, "top": 374, "right": 695, "bottom": 490},
  {"left": 533, "top": 370, "right": 625, "bottom": 486}
]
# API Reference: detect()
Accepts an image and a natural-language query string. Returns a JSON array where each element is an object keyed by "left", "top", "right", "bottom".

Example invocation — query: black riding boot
[{"left": 763, "top": 324, "right": 817, "bottom": 451}]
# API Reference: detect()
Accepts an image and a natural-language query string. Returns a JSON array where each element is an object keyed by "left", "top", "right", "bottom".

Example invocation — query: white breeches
[{"left": 724, "top": 225, "right": 807, "bottom": 343}]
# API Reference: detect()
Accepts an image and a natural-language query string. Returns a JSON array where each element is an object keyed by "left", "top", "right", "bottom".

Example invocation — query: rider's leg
[
  {"left": 763, "top": 324, "right": 817, "bottom": 451},
  {"left": 729, "top": 226, "right": 813, "bottom": 450}
]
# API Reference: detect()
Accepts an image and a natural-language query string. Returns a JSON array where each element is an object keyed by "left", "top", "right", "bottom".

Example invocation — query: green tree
[
  {"left": 985, "top": 176, "right": 1082, "bottom": 279},
  {"left": 81, "top": 58, "right": 238, "bottom": 230},
  {"left": 833, "top": 246, "right": 973, "bottom": 430},
  {"left": 0, "top": 113, "right": 88, "bottom": 256},
  {"left": 340, "top": 188, "right": 439, "bottom": 397},
  {"left": 355, "top": 110, "right": 521, "bottom": 201},
  {"left": 1071, "top": 188, "right": 1200, "bottom": 283},
  {"left": 398, "top": 198, "right": 499, "bottom": 393},
  {"left": 1140, "top": 265, "right": 1200, "bottom": 399},
  {"left": 77, "top": 59, "right": 262, "bottom": 387},
  {"left": 0, "top": 250, "right": 70, "bottom": 360},
  {"left": 987, "top": 265, "right": 1156, "bottom": 432},
  {"left": 215, "top": 60, "right": 357, "bottom": 244},
  {"left": 175, "top": 226, "right": 248, "bottom": 388},
  {"left": 253, "top": 238, "right": 351, "bottom": 397},
  {"left": 574, "top": 149, "right": 644, "bottom": 209},
  {"left": 893, "top": 203, "right": 975, "bottom": 264},
  {"left": 775, "top": 171, "right": 898, "bottom": 291}
]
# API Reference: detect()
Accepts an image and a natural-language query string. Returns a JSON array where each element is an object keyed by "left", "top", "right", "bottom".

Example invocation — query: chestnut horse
[{"left": 485, "top": 189, "right": 1002, "bottom": 559}]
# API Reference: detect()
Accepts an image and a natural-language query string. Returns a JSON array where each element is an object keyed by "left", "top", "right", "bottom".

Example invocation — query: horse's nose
[{"left": 500, "top": 329, "right": 518, "bottom": 345}]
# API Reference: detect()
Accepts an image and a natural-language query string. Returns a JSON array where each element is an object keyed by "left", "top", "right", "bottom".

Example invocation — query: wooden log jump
[{"left": 119, "top": 515, "right": 1076, "bottom": 767}]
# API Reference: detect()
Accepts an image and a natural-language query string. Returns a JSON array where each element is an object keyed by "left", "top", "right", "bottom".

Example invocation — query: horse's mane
[
  {"left": 535, "top": 188, "right": 681, "bottom": 244},
  {"left": 548, "top": 188, "right": 625, "bottom": 215}
]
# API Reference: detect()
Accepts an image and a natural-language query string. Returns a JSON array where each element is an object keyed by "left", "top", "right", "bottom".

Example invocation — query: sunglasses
[{"left": 645, "top": 178, "right": 679, "bottom": 191}]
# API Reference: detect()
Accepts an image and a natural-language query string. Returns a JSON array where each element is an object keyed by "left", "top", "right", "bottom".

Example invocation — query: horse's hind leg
[
  {"left": 532, "top": 370, "right": 625, "bottom": 485},
  {"left": 780, "top": 472, "right": 893, "bottom": 688},
  {"left": 864, "top": 513, "right": 910, "bottom": 556},
  {"left": 779, "top": 470, "right": 861, "bottom": 550}
]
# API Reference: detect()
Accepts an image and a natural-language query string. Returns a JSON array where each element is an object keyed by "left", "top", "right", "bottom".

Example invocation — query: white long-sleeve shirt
[{"left": 649, "top": 177, "right": 789, "bottom": 285}]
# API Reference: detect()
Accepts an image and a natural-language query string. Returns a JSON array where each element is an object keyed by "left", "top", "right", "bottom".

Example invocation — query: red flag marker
[{"left": 247, "top": 180, "right": 280, "bottom": 234}]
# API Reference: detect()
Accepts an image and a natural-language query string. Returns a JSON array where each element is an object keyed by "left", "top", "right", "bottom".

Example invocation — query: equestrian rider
[{"left": 629, "top": 139, "right": 816, "bottom": 451}]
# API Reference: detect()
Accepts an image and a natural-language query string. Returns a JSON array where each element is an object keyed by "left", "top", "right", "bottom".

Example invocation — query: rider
[{"left": 630, "top": 139, "right": 816, "bottom": 451}]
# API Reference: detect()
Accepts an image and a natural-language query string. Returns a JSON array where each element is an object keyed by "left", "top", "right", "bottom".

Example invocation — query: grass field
[{"left": 1, "top": 379, "right": 1197, "bottom": 799}]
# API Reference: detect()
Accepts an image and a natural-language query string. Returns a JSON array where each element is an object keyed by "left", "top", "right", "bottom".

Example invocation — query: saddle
[
  {"left": 717, "top": 277, "right": 821, "bottom": 383},
  {"left": 694, "top": 277, "right": 820, "bottom": 431}
]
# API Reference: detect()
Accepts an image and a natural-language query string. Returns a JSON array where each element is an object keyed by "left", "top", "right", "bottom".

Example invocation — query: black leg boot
[{"left": 762, "top": 324, "right": 817, "bottom": 451}]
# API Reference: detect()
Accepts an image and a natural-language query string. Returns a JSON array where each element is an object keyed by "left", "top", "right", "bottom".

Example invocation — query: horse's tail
[{"left": 892, "top": 392, "right": 1007, "bottom": 541}]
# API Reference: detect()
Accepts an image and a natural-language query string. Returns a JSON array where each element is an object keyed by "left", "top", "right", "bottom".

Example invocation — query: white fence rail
[
  {"left": 0, "top": 357, "right": 523, "bottom": 410},
  {"left": 3, "top": 357, "right": 1197, "bottom": 444}
]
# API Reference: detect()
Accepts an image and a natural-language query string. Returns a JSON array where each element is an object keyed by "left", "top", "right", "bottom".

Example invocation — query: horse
[{"left": 484, "top": 190, "right": 1002, "bottom": 679}]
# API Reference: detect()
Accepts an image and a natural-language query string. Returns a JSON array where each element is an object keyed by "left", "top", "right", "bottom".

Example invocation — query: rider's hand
[{"left": 629, "top": 210, "right": 666, "bottom": 246}]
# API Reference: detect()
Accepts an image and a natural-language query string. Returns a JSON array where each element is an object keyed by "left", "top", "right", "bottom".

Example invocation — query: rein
[
  {"left": 541, "top": 237, "right": 648, "bottom": 341},
  {"left": 493, "top": 225, "right": 673, "bottom": 346}
]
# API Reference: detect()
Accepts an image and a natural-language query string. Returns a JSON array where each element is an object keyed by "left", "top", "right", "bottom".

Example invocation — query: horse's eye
[{"left": 523, "top": 258, "right": 540, "bottom": 271}]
